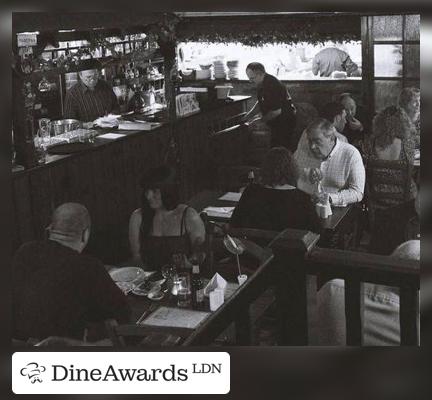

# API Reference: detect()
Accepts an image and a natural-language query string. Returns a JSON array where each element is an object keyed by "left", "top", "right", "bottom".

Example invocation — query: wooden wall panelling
[
  {"left": 28, "top": 167, "right": 54, "bottom": 240},
  {"left": 13, "top": 173, "right": 35, "bottom": 246}
]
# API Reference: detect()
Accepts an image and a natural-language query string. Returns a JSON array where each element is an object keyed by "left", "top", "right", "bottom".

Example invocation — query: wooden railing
[{"left": 304, "top": 247, "right": 419, "bottom": 345}]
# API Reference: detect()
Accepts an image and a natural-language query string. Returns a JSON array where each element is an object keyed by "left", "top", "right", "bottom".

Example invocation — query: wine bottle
[
  {"left": 191, "top": 264, "right": 204, "bottom": 309},
  {"left": 247, "top": 170, "right": 255, "bottom": 185}
]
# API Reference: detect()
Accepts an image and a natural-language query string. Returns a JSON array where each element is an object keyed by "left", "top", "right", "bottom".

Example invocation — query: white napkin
[
  {"left": 203, "top": 206, "right": 235, "bottom": 218},
  {"left": 94, "top": 114, "right": 120, "bottom": 128},
  {"left": 204, "top": 273, "right": 227, "bottom": 297}
]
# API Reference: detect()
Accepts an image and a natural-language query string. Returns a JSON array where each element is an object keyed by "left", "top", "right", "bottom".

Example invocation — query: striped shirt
[
  {"left": 294, "top": 138, "right": 365, "bottom": 206},
  {"left": 64, "top": 80, "right": 119, "bottom": 122}
]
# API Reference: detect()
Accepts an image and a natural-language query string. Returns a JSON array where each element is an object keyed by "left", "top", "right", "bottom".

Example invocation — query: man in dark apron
[{"left": 243, "top": 62, "right": 297, "bottom": 151}]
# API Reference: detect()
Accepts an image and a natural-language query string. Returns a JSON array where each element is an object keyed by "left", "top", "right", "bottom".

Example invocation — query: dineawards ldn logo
[
  {"left": 20, "top": 362, "right": 47, "bottom": 383},
  {"left": 12, "top": 352, "right": 230, "bottom": 394}
]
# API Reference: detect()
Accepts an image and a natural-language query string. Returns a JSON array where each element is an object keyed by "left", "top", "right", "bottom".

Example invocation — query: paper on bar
[
  {"left": 218, "top": 192, "right": 242, "bottom": 202},
  {"left": 97, "top": 133, "right": 127, "bottom": 140}
]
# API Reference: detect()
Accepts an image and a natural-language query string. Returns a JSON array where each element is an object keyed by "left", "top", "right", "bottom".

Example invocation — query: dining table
[
  {"left": 106, "top": 245, "right": 274, "bottom": 346},
  {"left": 187, "top": 190, "right": 355, "bottom": 236}
]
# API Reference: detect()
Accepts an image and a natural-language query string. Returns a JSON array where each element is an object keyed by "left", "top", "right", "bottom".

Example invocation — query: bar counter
[{"left": 12, "top": 95, "right": 251, "bottom": 263}]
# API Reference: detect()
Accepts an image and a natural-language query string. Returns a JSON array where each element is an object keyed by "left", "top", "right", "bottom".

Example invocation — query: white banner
[{"left": 12, "top": 352, "right": 230, "bottom": 394}]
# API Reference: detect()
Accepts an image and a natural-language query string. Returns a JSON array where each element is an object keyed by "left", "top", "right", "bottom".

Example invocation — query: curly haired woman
[{"left": 366, "top": 105, "right": 417, "bottom": 202}]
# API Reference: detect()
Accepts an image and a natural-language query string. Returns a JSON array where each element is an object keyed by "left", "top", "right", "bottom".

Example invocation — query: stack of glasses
[
  {"left": 213, "top": 59, "right": 227, "bottom": 80},
  {"left": 227, "top": 60, "right": 239, "bottom": 80}
]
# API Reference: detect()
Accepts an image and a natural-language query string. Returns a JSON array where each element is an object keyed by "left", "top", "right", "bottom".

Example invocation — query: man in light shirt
[{"left": 294, "top": 118, "right": 365, "bottom": 207}]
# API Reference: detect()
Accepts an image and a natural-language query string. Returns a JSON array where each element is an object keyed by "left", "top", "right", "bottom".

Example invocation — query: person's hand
[
  {"left": 82, "top": 121, "right": 94, "bottom": 129},
  {"left": 312, "top": 191, "right": 329, "bottom": 205},
  {"left": 348, "top": 117, "right": 363, "bottom": 131},
  {"left": 309, "top": 168, "right": 323, "bottom": 184}
]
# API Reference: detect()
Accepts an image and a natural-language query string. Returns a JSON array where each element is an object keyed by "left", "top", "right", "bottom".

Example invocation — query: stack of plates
[
  {"left": 227, "top": 60, "right": 239, "bottom": 80},
  {"left": 213, "top": 59, "right": 227, "bottom": 79}
]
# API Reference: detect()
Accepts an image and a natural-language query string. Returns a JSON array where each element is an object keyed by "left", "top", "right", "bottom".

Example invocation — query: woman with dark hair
[
  {"left": 128, "top": 166, "right": 205, "bottom": 269},
  {"left": 230, "top": 147, "right": 320, "bottom": 232}
]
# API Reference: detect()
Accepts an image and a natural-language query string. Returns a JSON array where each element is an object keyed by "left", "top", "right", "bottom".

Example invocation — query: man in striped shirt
[
  {"left": 64, "top": 59, "right": 119, "bottom": 125},
  {"left": 294, "top": 118, "right": 365, "bottom": 207}
]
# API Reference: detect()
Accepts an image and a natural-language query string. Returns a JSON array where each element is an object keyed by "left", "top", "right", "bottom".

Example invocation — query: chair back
[
  {"left": 366, "top": 158, "right": 412, "bottom": 207},
  {"left": 366, "top": 158, "right": 413, "bottom": 229},
  {"left": 292, "top": 102, "right": 319, "bottom": 151}
]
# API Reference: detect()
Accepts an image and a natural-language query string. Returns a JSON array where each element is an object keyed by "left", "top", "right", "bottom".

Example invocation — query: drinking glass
[{"left": 176, "top": 273, "right": 191, "bottom": 307}]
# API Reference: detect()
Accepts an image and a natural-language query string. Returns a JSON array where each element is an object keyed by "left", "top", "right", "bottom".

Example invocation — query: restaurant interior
[{"left": 12, "top": 12, "right": 420, "bottom": 347}]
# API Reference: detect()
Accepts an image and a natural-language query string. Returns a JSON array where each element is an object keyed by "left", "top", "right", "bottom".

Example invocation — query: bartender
[
  {"left": 63, "top": 59, "right": 119, "bottom": 127},
  {"left": 243, "top": 62, "right": 297, "bottom": 151}
]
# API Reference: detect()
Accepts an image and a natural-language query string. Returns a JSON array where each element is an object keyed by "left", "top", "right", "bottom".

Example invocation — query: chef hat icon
[{"left": 20, "top": 362, "right": 46, "bottom": 383}]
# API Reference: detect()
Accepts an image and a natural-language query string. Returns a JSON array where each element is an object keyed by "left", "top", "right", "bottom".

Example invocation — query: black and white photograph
[{"left": 11, "top": 11, "right": 421, "bottom": 351}]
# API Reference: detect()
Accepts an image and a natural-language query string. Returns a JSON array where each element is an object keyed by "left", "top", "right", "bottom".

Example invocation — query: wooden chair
[
  {"left": 366, "top": 158, "right": 413, "bottom": 229},
  {"left": 304, "top": 247, "right": 419, "bottom": 345},
  {"left": 291, "top": 102, "right": 319, "bottom": 151},
  {"left": 216, "top": 165, "right": 261, "bottom": 192}
]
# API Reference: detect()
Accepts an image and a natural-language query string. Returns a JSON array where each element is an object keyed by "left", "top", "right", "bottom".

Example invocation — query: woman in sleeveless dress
[{"left": 128, "top": 166, "right": 205, "bottom": 270}]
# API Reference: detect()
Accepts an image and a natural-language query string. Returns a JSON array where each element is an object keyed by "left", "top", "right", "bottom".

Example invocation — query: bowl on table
[{"left": 50, "top": 119, "right": 81, "bottom": 135}]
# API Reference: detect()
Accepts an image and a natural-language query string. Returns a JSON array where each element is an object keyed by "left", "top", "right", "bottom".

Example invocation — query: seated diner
[{"left": 129, "top": 165, "right": 206, "bottom": 269}]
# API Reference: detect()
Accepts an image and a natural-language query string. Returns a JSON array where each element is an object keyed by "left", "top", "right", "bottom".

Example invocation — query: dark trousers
[{"left": 269, "top": 113, "right": 297, "bottom": 153}]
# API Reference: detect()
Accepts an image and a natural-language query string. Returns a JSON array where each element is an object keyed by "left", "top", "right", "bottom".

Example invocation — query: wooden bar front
[{"left": 12, "top": 97, "right": 250, "bottom": 263}]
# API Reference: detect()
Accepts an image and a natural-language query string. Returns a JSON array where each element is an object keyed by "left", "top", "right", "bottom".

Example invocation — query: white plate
[
  {"left": 148, "top": 291, "right": 164, "bottom": 301},
  {"left": 109, "top": 267, "right": 148, "bottom": 282},
  {"left": 115, "top": 281, "right": 135, "bottom": 294},
  {"left": 132, "top": 278, "right": 165, "bottom": 296}
]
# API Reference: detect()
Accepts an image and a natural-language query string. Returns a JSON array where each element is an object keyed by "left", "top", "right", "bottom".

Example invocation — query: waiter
[
  {"left": 243, "top": 62, "right": 297, "bottom": 151},
  {"left": 64, "top": 59, "right": 119, "bottom": 127}
]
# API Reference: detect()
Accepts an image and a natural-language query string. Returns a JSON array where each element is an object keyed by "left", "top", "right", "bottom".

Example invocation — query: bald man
[{"left": 13, "top": 203, "right": 130, "bottom": 342}]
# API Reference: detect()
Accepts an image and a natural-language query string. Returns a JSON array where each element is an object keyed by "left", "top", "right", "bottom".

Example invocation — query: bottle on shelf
[
  {"left": 247, "top": 170, "right": 255, "bottom": 185},
  {"left": 191, "top": 263, "right": 204, "bottom": 309}
]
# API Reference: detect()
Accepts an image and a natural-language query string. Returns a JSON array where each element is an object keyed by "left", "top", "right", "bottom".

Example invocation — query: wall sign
[{"left": 17, "top": 33, "right": 37, "bottom": 47}]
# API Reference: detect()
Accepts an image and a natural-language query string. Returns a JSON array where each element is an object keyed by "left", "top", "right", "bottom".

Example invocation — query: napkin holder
[{"left": 204, "top": 273, "right": 227, "bottom": 297}]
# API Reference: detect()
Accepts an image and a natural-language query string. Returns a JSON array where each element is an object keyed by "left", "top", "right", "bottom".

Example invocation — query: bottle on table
[
  {"left": 247, "top": 170, "right": 255, "bottom": 185},
  {"left": 191, "top": 263, "right": 204, "bottom": 309}
]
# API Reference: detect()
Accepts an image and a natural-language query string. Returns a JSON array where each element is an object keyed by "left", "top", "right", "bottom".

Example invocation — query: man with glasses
[
  {"left": 294, "top": 118, "right": 365, "bottom": 207},
  {"left": 12, "top": 203, "right": 130, "bottom": 342},
  {"left": 64, "top": 59, "right": 119, "bottom": 126},
  {"left": 243, "top": 62, "right": 297, "bottom": 151}
]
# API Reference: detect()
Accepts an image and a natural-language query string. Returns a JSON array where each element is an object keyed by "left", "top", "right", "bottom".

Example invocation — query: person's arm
[
  {"left": 128, "top": 209, "right": 144, "bottom": 266},
  {"left": 343, "top": 55, "right": 359, "bottom": 77},
  {"left": 184, "top": 207, "right": 206, "bottom": 262},
  {"left": 84, "top": 259, "right": 131, "bottom": 324},
  {"left": 328, "top": 151, "right": 365, "bottom": 206},
  {"left": 110, "top": 88, "right": 120, "bottom": 114},
  {"left": 243, "top": 101, "right": 261, "bottom": 121},
  {"left": 312, "top": 55, "right": 320, "bottom": 76}
]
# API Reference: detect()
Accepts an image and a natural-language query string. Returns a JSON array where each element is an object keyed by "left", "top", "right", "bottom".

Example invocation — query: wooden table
[
  {"left": 187, "top": 190, "right": 353, "bottom": 234},
  {"left": 110, "top": 249, "right": 274, "bottom": 346}
]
